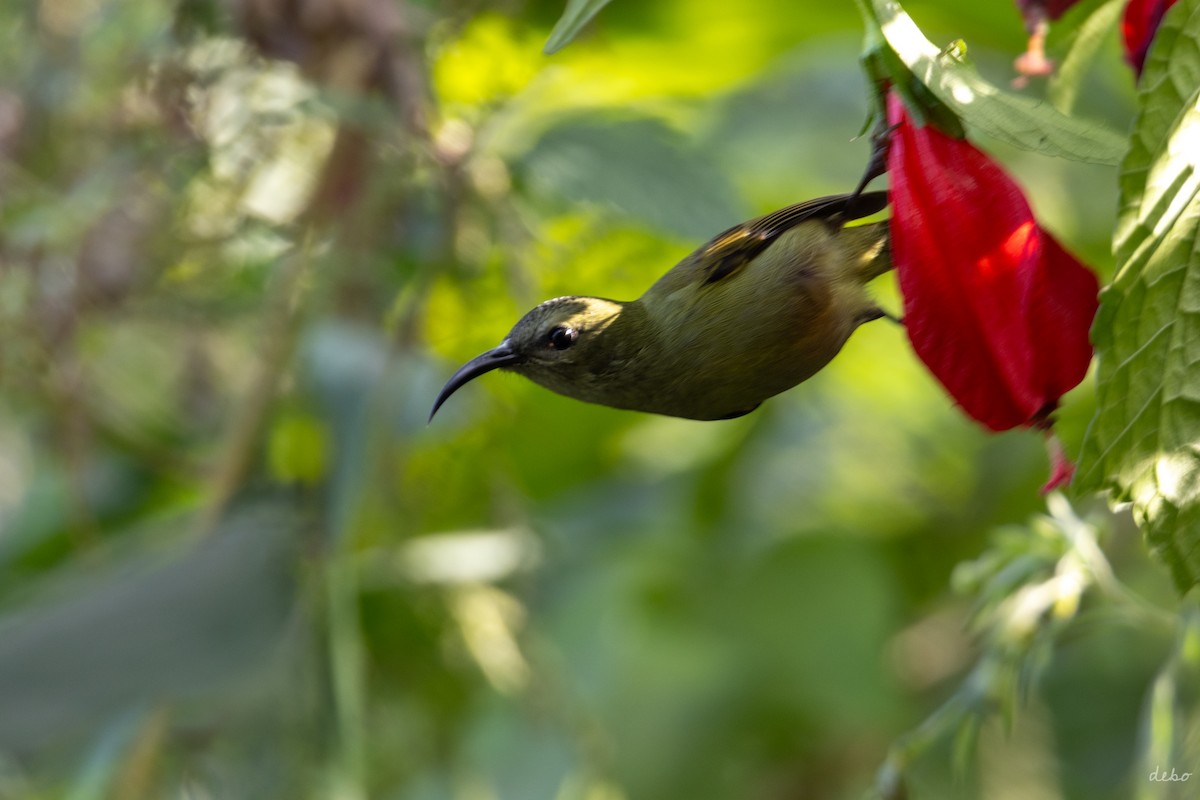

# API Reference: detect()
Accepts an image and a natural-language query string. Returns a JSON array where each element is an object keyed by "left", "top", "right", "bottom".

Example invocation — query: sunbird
[{"left": 430, "top": 191, "right": 891, "bottom": 422}]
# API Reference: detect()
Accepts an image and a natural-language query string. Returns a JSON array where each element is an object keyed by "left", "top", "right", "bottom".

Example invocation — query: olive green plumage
[{"left": 431, "top": 192, "right": 891, "bottom": 421}]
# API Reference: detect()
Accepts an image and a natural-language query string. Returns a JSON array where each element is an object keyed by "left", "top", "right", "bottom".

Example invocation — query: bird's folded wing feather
[{"left": 695, "top": 191, "right": 888, "bottom": 286}]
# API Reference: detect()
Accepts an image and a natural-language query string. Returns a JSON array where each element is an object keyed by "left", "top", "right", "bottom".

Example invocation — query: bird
[{"left": 430, "top": 191, "right": 892, "bottom": 422}]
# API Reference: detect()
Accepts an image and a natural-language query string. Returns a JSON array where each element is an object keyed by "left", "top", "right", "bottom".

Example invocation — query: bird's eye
[{"left": 547, "top": 326, "right": 578, "bottom": 350}]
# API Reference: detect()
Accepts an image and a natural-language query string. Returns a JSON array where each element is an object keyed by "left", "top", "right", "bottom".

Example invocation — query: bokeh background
[{"left": 0, "top": 0, "right": 1189, "bottom": 798}]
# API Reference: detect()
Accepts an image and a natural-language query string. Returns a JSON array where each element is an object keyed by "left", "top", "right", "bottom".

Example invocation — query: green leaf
[
  {"left": 543, "top": 0, "right": 613, "bottom": 55},
  {"left": 268, "top": 411, "right": 329, "bottom": 485},
  {"left": 1047, "top": 0, "right": 1126, "bottom": 115},
  {"left": 65, "top": 711, "right": 148, "bottom": 800},
  {"left": 517, "top": 114, "right": 748, "bottom": 240},
  {"left": 1136, "top": 599, "right": 1200, "bottom": 791},
  {"left": 1076, "top": 0, "right": 1200, "bottom": 592},
  {"left": 0, "top": 504, "right": 299, "bottom": 753},
  {"left": 866, "top": 0, "right": 1126, "bottom": 165}
]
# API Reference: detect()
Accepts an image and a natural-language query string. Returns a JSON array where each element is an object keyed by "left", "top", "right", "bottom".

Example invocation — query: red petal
[
  {"left": 1028, "top": 232, "right": 1098, "bottom": 409},
  {"left": 1122, "top": 0, "right": 1178, "bottom": 76},
  {"left": 885, "top": 93, "right": 1099, "bottom": 432},
  {"left": 1041, "top": 432, "right": 1076, "bottom": 492}
]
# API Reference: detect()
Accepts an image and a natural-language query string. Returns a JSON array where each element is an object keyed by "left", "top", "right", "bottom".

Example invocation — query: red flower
[
  {"left": 1122, "top": 0, "right": 1178, "bottom": 76},
  {"left": 884, "top": 92, "right": 1099, "bottom": 439}
]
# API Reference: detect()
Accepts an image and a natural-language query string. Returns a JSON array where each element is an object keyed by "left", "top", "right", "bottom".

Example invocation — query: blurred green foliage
[{"left": 0, "top": 1, "right": 1196, "bottom": 799}]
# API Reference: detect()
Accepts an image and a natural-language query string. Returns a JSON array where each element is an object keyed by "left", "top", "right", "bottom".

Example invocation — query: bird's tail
[{"left": 845, "top": 220, "right": 892, "bottom": 282}]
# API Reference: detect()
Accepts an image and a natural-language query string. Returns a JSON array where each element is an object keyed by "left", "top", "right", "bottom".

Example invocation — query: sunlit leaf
[
  {"left": 543, "top": 0, "right": 614, "bottom": 54},
  {"left": 867, "top": 0, "right": 1126, "bottom": 164},
  {"left": 1077, "top": 0, "right": 1200, "bottom": 591},
  {"left": 434, "top": 14, "right": 542, "bottom": 107}
]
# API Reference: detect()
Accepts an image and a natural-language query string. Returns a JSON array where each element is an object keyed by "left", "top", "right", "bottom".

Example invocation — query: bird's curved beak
[{"left": 429, "top": 341, "right": 524, "bottom": 421}]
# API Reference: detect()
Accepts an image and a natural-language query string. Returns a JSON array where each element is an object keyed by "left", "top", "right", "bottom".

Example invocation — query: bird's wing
[{"left": 696, "top": 191, "right": 888, "bottom": 286}]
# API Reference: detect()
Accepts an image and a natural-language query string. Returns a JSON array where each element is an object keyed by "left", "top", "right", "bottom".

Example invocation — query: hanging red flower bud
[
  {"left": 884, "top": 92, "right": 1099, "bottom": 438},
  {"left": 1122, "top": 0, "right": 1178, "bottom": 76}
]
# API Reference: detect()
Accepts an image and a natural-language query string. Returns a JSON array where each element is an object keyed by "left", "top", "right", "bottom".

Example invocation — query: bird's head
[{"left": 429, "top": 295, "right": 630, "bottom": 419}]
